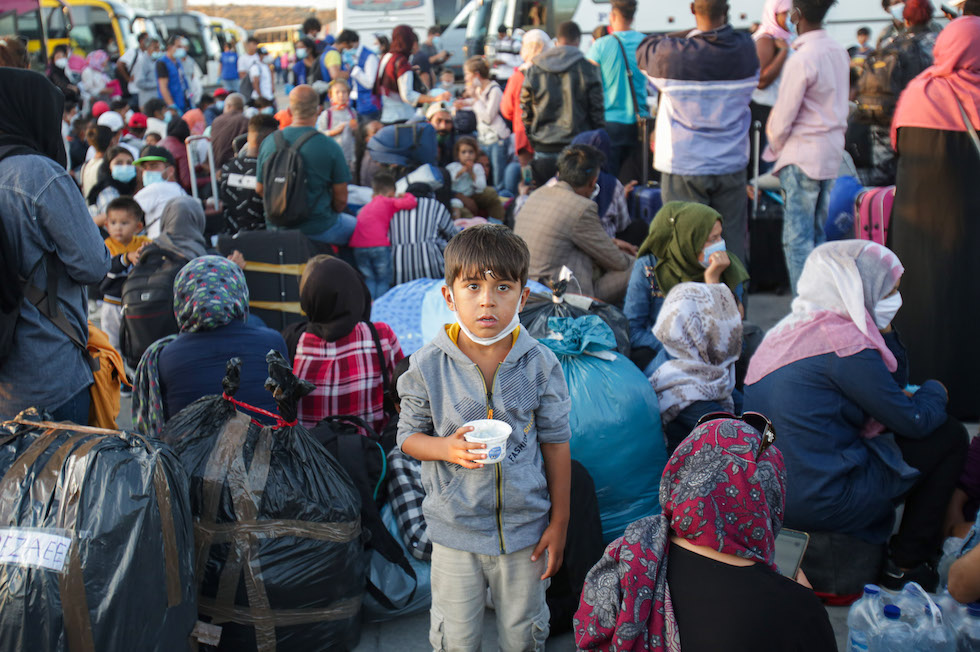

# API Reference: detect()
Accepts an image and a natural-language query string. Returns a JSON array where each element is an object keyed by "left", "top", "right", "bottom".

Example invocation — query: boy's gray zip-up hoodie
[{"left": 396, "top": 325, "right": 571, "bottom": 556}]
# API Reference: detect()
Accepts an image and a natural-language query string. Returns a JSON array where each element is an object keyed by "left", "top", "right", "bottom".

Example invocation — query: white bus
[
  {"left": 462, "top": 0, "right": 896, "bottom": 58},
  {"left": 337, "top": 0, "right": 466, "bottom": 39}
]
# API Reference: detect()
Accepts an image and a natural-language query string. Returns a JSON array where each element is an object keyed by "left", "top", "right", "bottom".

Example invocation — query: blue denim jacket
[
  {"left": 623, "top": 254, "right": 744, "bottom": 376},
  {"left": 0, "top": 153, "right": 110, "bottom": 417}
]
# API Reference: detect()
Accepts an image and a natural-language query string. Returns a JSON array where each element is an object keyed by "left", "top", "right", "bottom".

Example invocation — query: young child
[
  {"left": 98, "top": 197, "right": 152, "bottom": 350},
  {"left": 763, "top": 0, "right": 849, "bottom": 293},
  {"left": 446, "top": 136, "right": 504, "bottom": 222},
  {"left": 316, "top": 78, "right": 358, "bottom": 175},
  {"left": 144, "top": 132, "right": 161, "bottom": 147},
  {"left": 349, "top": 172, "right": 417, "bottom": 299},
  {"left": 398, "top": 224, "right": 571, "bottom": 649},
  {"left": 437, "top": 69, "right": 456, "bottom": 95}
]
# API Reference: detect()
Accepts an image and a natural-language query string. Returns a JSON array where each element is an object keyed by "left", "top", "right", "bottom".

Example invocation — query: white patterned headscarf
[{"left": 650, "top": 283, "right": 743, "bottom": 426}]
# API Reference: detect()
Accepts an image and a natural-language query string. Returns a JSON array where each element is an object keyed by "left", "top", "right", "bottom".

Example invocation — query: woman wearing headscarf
[
  {"left": 0, "top": 68, "right": 110, "bottom": 424},
  {"left": 650, "top": 283, "right": 743, "bottom": 454},
  {"left": 751, "top": 0, "right": 793, "bottom": 167},
  {"left": 499, "top": 29, "right": 553, "bottom": 194},
  {"left": 571, "top": 129, "right": 632, "bottom": 239},
  {"left": 132, "top": 256, "right": 287, "bottom": 435},
  {"left": 80, "top": 49, "right": 111, "bottom": 105},
  {"left": 623, "top": 202, "right": 749, "bottom": 376},
  {"left": 153, "top": 196, "right": 208, "bottom": 260},
  {"left": 287, "top": 255, "right": 403, "bottom": 432},
  {"left": 889, "top": 15, "right": 980, "bottom": 420},
  {"left": 160, "top": 118, "right": 209, "bottom": 194},
  {"left": 375, "top": 24, "right": 451, "bottom": 124},
  {"left": 574, "top": 418, "right": 835, "bottom": 651},
  {"left": 744, "top": 241, "right": 967, "bottom": 591},
  {"left": 47, "top": 44, "right": 80, "bottom": 100}
]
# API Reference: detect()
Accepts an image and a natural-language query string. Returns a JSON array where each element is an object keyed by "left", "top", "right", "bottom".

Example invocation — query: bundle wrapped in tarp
[
  {"left": 160, "top": 351, "right": 365, "bottom": 651},
  {"left": 520, "top": 280, "right": 632, "bottom": 357},
  {"left": 0, "top": 409, "right": 197, "bottom": 652}
]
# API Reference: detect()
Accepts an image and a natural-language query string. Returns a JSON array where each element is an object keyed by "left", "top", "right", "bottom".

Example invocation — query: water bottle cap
[
  {"left": 864, "top": 584, "right": 880, "bottom": 595},
  {"left": 968, "top": 602, "right": 980, "bottom": 617},
  {"left": 884, "top": 604, "right": 901, "bottom": 620}
]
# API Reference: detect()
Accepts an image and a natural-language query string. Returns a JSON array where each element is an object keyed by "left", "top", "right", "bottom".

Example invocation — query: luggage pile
[
  {"left": 159, "top": 352, "right": 366, "bottom": 651},
  {"left": 0, "top": 409, "right": 197, "bottom": 651}
]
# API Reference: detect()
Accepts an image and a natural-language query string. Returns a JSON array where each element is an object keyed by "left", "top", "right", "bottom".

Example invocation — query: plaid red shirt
[{"left": 295, "top": 322, "right": 404, "bottom": 433}]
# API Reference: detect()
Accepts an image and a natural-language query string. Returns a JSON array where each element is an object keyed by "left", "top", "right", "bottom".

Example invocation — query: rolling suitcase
[
  {"left": 216, "top": 230, "right": 318, "bottom": 331},
  {"left": 185, "top": 135, "right": 224, "bottom": 237},
  {"left": 748, "top": 121, "right": 790, "bottom": 292},
  {"left": 854, "top": 185, "right": 895, "bottom": 246},
  {"left": 628, "top": 116, "right": 662, "bottom": 226}
]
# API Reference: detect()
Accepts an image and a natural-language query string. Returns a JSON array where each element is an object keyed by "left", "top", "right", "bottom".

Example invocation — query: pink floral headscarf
[{"left": 85, "top": 49, "right": 109, "bottom": 72}]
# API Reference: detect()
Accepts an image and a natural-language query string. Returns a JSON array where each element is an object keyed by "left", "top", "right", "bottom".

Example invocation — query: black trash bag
[
  {"left": 160, "top": 352, "right": 366, "bottom": 652},
  {"left": 0, "top": 408, "right": 197, "bottom": 652},
  {"left": 520, "top": 281, "right": 631, "bottom": 357}
]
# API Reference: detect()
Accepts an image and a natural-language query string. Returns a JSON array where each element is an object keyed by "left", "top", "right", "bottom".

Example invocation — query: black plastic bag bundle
[
  {"left": 520, "top": 281, "right": 632, "bottom": 357},
  {"left": 160, "top": 351, "right": 365, "bottom": 652},
  {"left": 0, "top": 409, "right": 197, "bottom": 652}
]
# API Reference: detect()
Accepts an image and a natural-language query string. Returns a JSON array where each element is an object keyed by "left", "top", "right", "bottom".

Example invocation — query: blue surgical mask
[
  {"left": 215, "top": 100, "right": 225, "bottom": 112},
  {"left": 175, "top": 47, "right": 187, "bottom": 59},
  {"left": 342, "top": 49, "right": 355, "bottom": 68},
  {"left": 432, "top": 36, "right": 443, "bottom": 50},
  {"left": 142, "top": 170, "right": 164, "bottom": 186},
  {"left": 261, "top": 107, "right": 275, "bottom": 115},
  {"left": 151, "top": 50, "right": 162, "bottom": 60},
  {"left": 787, "top": 13, "right": 798, "bottom": 38},
  {"left": 164, "top": 111, "right": 173, "bottom": 124},
  {"left": 700, "top": 238, "right": 727, "bottom": 268},
  {"left": 111, "top": 164, "right": 136, "bottom": 183},
  {"left": 296, "top": 47, "right": 308, "bottom": 59}
]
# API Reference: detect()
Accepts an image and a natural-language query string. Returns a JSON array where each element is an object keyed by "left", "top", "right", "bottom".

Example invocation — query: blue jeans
[
  {"left": 503, "top": 161, "right": 522, "bottom": 197},
  {"left": 779, "top": 164, "right": 834, "bottom": 294},
  {"left": 50, "top": 385, "right": 91, "bottom": 424},
  {"left": 307, "top": 212, "right": 358, "bottom": 245},
  {"left": 484, "top": 138, "right": 511, "bottom": 190},
  {"left": 353, "top": 246, "right": 393, "bottom": 299}
]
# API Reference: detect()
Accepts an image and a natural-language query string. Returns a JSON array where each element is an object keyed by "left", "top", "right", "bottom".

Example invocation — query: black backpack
[
  {"left": 261, "top": 129, "right": 319, "bottom": 228},
  {"left": 119, "top": 245, "right": 188, "bottom": 368},
  {"left": 854, "top": 37, "right": 933, "bottom": 126}
]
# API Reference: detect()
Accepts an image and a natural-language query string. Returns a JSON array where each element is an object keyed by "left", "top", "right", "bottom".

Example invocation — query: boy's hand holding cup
[{"left": 443, "top": 425, "right": 486, "bottom": 469}]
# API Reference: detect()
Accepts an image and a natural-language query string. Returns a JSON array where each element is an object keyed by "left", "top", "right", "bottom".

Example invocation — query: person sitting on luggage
[
  {"left": 255, "top": 84, "right": 357, "bottom": 245},
  {"left": 514, "top": 144, "right": 635, "bottom": 305},
  {"left": 570, "top": 129, "right": 633, "bottom": 239},
  {"left": 446, "top": 136, "right": 505, "bottom": 222},
  {"left": 649, "top": 283, "right": 743, "bottom": 454},
  {"left": 219, "top": 114, "right": 279, "bottom": 234},
  {"left": 574, "top": 417, "right": 836, "bottom": 651},
  {"left": 159, "top": 117, "right": 210, "bottom": 196},
  {"left": 132, "top": 255, "right": 287, "bottom": 436},
  {"left": 134, "top": 146, "right": 187, "bottom": 238},
  {"left": 743, "top": 240, "right": 968, "bottom": 592},
  {"left": 315, "top": 79, "right": 357, "bottom": 176},
  {"left": 349, "top": 172, "right": 417, "bottom": 299},
  {"left": 623, "top": 202, "right": 750, "bottom": 375},
  {"left": 389, "top": 183, "right": 460, "bottom": 285},
  {"left": 398, "top": 224, "right": 571, "bottom": 650},
  {"left": 286, "top": 255, "right": 403, "bottom": 433},
  {"left": 98, "top": 197, "right": 152, "bottom": 351}
]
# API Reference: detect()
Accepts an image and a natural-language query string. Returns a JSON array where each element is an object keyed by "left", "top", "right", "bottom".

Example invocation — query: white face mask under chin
[
  {"left": 448, "top": 289, "right": 521, "bottom": 346},
  {"left": 874, "top": 291, "right": 903, "bottom": 329}
]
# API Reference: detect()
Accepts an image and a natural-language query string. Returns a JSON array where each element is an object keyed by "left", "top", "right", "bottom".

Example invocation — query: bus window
[
  {"left": 346, "top": 0, "right": 424, "bottom": 11},
  {"left": 61, "top": 5, "right": 114, "bottom": 54},
  {"left": 551, "top": 0, "right": 579, "bottom": 27}
]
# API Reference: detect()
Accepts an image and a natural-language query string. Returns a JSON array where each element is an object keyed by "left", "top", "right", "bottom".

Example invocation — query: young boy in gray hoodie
[{"left": 397, "top": 224, "right": 572, "bottom": 650}]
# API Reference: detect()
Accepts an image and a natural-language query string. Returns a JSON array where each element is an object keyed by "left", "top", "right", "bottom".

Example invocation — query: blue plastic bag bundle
[
  {"left": 539, "top": 316, "right": 667, "bottom": 542},
  {"left": 371, "top": 278, "right": 551, "bottom": 355}
]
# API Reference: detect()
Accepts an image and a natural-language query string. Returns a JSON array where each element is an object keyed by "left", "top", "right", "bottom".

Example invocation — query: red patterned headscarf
[
  {"left": 376, "top": 25, "right": 417, "bottom": 96},
  {"left": 574, "top": 418, "right": 787, "bottom": 651}
]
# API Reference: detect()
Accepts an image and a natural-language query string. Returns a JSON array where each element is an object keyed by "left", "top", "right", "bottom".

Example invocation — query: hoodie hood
[{"left": 534, "top": 45, "right": 584, "bottom": 73}]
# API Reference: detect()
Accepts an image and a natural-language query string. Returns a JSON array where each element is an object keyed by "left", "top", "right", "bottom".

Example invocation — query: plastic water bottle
[
  {"left": 874, "top": 605, "right": 914, "bottom": 651},
  {"left": 917, "top": 605, "right": 956, "bottom": 652},
  {"left": 847, "top": 584, "right": 883, "bottom": 651},
  {"left": 957, "top": 603, "right": 980, "bottom": 652}
]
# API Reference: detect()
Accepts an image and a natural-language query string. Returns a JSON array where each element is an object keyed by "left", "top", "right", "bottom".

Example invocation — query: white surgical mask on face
[
  {"left": 448, "top": 288, "right": 522, "bottom": 347},
  {"left": 890, "top": 2, "right": 906, "bottom": 22},
  {"left": 874, "top": 291, "right": 902, "bottom": 329},
  {"left": 54, "top": 57, "right": 68, "bottom": 69},
  {"left": 296, "top": 47, "right": 308, "bottom": 59}
]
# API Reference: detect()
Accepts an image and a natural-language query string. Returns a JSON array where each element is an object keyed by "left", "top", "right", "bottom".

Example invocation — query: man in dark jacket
[{"left": 521, "top": 21, "right": 605, "bottom": 158}]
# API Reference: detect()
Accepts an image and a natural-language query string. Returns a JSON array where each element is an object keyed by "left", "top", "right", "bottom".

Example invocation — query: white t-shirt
[
  {"left": 135, "top": 181, "right": 187, "bottom": 238},
  {"left": 238, "top": 52, "right": 259, "bottom": 77},
  {"left": 249, "top": 61, "right": 274, "bottom": 101}
]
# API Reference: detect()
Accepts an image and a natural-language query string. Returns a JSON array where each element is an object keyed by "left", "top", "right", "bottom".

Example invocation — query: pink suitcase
[{"left": 854, "top": 185, "right": 896, "bottom": 246}]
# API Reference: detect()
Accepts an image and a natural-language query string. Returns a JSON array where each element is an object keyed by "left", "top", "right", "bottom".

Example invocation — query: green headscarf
[{"left": 637, "top": 202, "right": 750, "bottom": 296}]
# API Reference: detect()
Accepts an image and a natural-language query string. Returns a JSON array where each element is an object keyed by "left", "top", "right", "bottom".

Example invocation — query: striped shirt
[{"left": 389, "top": 197, "right": 460, "bottom": 286}]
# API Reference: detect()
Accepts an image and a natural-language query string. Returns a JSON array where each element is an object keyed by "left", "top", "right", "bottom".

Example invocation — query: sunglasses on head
[{"left": 696, "top": 411, "right": 776, "bottom": 461}]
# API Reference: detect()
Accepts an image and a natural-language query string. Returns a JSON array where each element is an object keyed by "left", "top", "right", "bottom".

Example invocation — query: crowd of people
[{"left": 2, "top": 0, "right": 980, "bottom": 648}]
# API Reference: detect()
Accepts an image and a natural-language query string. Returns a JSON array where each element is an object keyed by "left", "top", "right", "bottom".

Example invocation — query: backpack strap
[
  {"left": 364, "top": 321, "right": 394, "bottom": 416},
  {"left": 291, "top": 129, "right": 320, "bottom": 153}
]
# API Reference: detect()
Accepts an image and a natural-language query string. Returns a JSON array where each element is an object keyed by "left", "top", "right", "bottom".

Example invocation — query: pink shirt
[
  {"left": 348, "top": 193, "right": 417, "bottom": 248},
  {"left": 763, "top": 30, "right": 849, "bottom": 180}
]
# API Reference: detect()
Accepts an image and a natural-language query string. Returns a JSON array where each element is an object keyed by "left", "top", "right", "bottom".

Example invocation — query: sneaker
[{"left": 879, "top": 559, "right": 939, "bottom": 592}]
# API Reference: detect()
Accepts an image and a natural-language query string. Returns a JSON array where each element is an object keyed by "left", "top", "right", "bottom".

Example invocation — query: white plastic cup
[{"left": 462, "top": 419, "right": 512, "bottom": 465}]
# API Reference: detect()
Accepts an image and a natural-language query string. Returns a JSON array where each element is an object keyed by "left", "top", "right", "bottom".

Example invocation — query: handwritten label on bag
[{"left": 0, "top": 528, "right": 72, "bottom": 572}]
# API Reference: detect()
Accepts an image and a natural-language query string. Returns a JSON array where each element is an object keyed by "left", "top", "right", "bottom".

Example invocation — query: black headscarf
[
  {"left": 0, "top": 68, "right": 67, "bottom": 167},
  {"left": 86, "top": 146, "right": 137, "bottom": 206}
]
